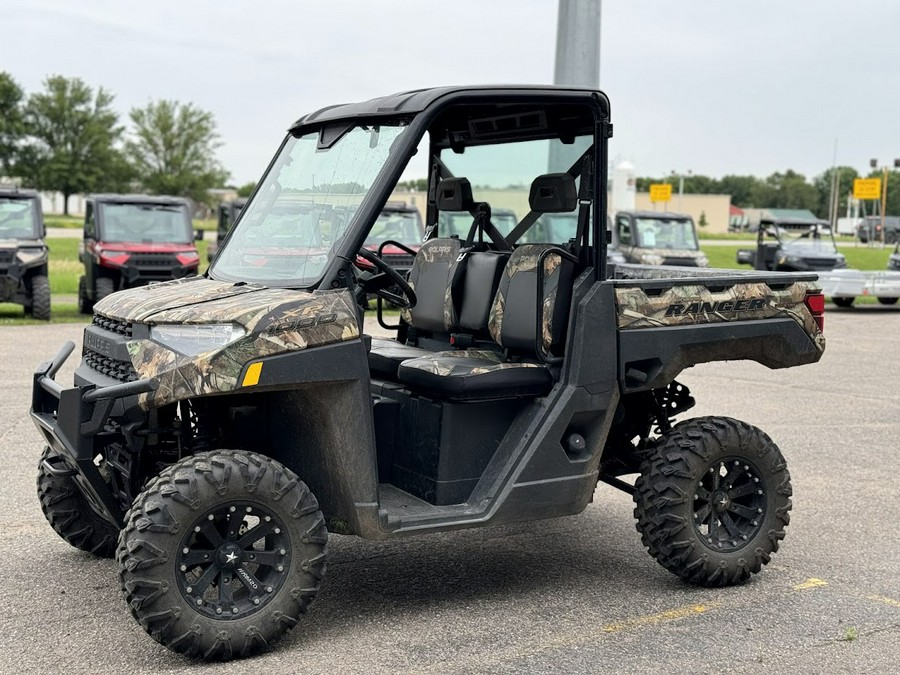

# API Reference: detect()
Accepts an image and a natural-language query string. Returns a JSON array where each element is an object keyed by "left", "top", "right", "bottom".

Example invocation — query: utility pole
[{"left": 549, "top": 0, "right": 601, "bottom": 172}]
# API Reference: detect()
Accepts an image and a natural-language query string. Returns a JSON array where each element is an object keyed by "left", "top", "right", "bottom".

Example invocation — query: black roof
[
  {"left": 290, "top": 85, "right": 608, "bottom": 131},
  {"left": 0, "top": 186, "right": 39, "bottom": 199},
  {"left": 761, "top": 216, "right": 828, "bottom": 226},
  {"left": 88, "top": 194, "right": 190, "bottom": 206},
  {"left": 621, "top": 210, "right": 692, "bottom": 220}
]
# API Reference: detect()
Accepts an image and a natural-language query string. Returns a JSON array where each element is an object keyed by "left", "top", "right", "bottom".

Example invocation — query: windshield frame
[{"left": 0, "top": 196, "right": 42, "bottom": 239}]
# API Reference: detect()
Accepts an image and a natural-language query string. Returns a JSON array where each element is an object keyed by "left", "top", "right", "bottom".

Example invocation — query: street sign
[
  {"left": 649, "top": 183, "right": 672, "bottom": 203},
  {"left": 853, "top": 177, "right": 882, "bottom": 200}
]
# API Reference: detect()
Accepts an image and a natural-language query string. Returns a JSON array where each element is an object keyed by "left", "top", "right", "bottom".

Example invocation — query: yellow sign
[
  {"left": 853, "top": 177, "right": 882, "bottom": 200},
  {"left": 649, "top": 183, "right": 673, "bottom": 203}
]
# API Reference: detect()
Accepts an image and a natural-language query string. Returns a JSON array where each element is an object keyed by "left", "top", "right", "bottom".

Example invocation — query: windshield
[
  {"left": 99, "top": 203, "right": 191, "bottom": 243},
  {"left": 365, "top": 210, "right": 422, "bottom": 246},
  {"left": 780, "top": 230, "right": 839, "bottom": 254},
  {"left": 212, "top": 124, "right": 407, "bottom": 286},
  {"left": 0, "top": 198, "right": 39, "bottom": 238},
  {"left": 634, "top": 217, "right": 698, "bottom": 250}
]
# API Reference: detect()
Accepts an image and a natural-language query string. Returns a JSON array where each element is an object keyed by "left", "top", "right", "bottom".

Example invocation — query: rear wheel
[
  {"left": 117, "top": 449, "right": 327, "bottom": 660},
  {"left": 634, "top": 416, "right": 792, "bottom": 587},
  {"left": 877, "top": 297, "right": 899, "bottom": 306},
  {"left": 95, "top": 276, "right": 115, "bottom": 302},
  {"left": 77, "top": 276, "right": 93, "bottom": 314},
  {"left": 37, "top": 447, "right": 117, "bottom": 557},
  {"left": 29, "top": 274, "right": 51, "bottom": 321},
  {"left": 832, "top": 296, "right": 854, "bottom": 308}
]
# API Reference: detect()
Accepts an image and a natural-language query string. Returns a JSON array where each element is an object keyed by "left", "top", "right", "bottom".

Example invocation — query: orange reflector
[{"left": 242, "top": 362, "right": 262, "bottom": 387}]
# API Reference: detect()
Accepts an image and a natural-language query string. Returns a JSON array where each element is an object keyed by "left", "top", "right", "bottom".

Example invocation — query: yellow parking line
[
  {"left": 600, "top": 604, "right": 716, "bottom": 634},
  {"left": 793, "top": 578, "right": 828, "bottom": 591},
  {"left": 866, "top": 594, "right": 900, "bottom": 608}
]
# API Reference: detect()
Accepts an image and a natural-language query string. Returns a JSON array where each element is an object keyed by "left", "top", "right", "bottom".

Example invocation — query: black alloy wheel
[
  {"left": 691, "top": 457, "right": 766, "bottom": 552},
  {"left": 175, "top": 501, "right": 292, "bottom": 620}
]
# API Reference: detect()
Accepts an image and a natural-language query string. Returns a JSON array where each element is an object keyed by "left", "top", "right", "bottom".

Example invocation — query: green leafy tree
[
  {"left": 236, "top": 181, "right": 256, "bottom": 198},
  {"left": 717, "top": 175, "right": 762, "bottom": 207},
  {"left": 19, "top": 76, "right": 128, "bottom": 213},
  {"left": 864, "top": 169, "right": 900, "bottom": 217},
  {"left": 750, "top": 170, "right": 819, "bottom": 212},
  {"left": 126, "top": 100, "right": 229, "bottom": 205},
  {"left": 0, "top": 71, "right": 25, "bottom": 176},
  {"left": 813, "top": 166, "right": 859, "bottom": 219}
]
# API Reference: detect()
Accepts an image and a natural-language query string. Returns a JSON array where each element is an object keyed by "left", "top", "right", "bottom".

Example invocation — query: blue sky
[{"left": 2, "top": 0, "right": 897, "bottom": 184}]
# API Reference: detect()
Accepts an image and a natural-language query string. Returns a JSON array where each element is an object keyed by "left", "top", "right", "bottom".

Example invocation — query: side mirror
[
  {"left": 736, "top": 249, "right": 754, "bottom": 266},
  {"left": 195, "top": 229, "right": 204, "bottom": 241}
]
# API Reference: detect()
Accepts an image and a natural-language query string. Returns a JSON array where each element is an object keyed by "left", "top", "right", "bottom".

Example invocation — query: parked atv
[
  {"left": 614, "top": 210, "right": 709, "bottom": 267},
  {"left": 77, "top": 194, "right": 200, "bottom": 313},
  {"left": 32, "top": 86, "right": 825, "bottom": 661},
  {"left": 736, "top": 217, "right": 846, "bottom": 274},
  {"left": 208, "top": 198, "right": 247, "bottom": 262},
  {"left": 0, "top": 187, "right": 50, "bottom": 320}
]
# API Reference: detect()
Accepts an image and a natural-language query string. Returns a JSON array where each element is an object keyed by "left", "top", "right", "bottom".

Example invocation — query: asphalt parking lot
[{"left": 0, "top": 308, "right": 897, "bottom": 674}]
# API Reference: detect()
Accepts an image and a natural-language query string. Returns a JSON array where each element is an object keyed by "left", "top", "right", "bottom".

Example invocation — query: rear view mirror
[{"left": 736, "top": 249, "right": 754, "bottom": 265}]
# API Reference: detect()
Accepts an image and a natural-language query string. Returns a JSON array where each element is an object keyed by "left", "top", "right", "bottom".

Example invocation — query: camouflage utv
[
  {"left": 32, "top": 86, "right": 826, "bottom": 661},
  {"left": 0, "top": 187, "right": 50, "bottom": 320}
]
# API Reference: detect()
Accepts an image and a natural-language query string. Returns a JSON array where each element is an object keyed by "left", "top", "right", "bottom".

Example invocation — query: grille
[
  {"left": 130, "top": 253, "right": 179, "bottom": 267},
  {"left": 0, "top": 250, "right": 14, "bottom": 265},
  {"left": 805, "top": 259, "right": 838, "bottom": 271},
  {"left": 92, "top": 314, "right": 133, "bottom": 337},
  {"left": 84, "top": 348, "right": 138, "bottom": 382}
]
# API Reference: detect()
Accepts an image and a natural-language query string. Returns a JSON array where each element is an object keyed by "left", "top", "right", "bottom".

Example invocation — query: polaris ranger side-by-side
[
  {"left": 77, "top": 194, "right": 200, "bottom": 313},
  {"left": 614, "top": 210, "right": 709, "bottom": 267},
  {"left": 32, "top": 86, "right": 826, "bottom": 661},
  {"left": 0, "top": 187, "right": 50, "bottom": 320}
]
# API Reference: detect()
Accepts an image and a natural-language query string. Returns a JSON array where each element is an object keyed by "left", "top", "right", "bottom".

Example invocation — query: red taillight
[
  {"left": 804, "top": 291, "right": 825, "bottom": 331},
  {"left": 97, "top": 249, "right": 130, "bottom": 267}
]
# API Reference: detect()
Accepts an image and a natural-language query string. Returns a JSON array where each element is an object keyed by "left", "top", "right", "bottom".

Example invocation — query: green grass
[
  {"left": 44, "top": 215, "right": 218, "bottom": 231},
  {"left": 0, "top": 302, "right": 87, "bottom": 325},
  {"left": 700, "top": 244, "right": 893, "bottom": 272},
  {"left": 696, "top": 231, "right": 756, "bottom": 241}
]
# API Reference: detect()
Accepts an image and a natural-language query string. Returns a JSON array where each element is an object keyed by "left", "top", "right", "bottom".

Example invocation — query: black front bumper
[{"left": 31, "top": 342, "right": 158, "bottom": 527}]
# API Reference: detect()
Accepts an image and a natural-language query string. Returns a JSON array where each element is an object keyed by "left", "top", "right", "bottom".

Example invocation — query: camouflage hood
[{"left": 92, "top": 277, "right": 362, "bottom": 409}]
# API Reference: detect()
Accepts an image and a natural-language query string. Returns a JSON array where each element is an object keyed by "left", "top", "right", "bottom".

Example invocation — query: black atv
[
  {"left": 0, "top": 187, "right": 50, "bottom": 320},
  {"left": 32, "top": 86, "right": 826, "bottom": 661}
]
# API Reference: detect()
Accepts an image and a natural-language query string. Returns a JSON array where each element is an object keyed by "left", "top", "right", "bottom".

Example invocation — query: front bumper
[{"left": 30, "top": 342, "right": 158, "bottom": 527}]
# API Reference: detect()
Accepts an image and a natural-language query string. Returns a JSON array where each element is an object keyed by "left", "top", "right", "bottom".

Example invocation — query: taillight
[{"left": 804, "top": 291, "right": 825, "bottom": 331}]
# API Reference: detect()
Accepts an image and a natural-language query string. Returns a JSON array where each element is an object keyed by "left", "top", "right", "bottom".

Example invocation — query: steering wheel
[{"left": 355, "top": 248, "right": 417, "bottom": 309}]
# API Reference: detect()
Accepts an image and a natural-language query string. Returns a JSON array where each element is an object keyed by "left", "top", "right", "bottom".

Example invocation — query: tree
[
  {"left": 236, "top": 181, "right": 256, "bottom": 198},
  {"left": 813, "top": 166, "right": 858, "bottom": 219},
  {"left": 0, "top": 72, "right": 25, "bottom": 176},
  {"left": 19, "top": 76, "right": 129, "bottom": 214},
  {"left": 126, "top": 100, "right": 228, "bottom": 205}
]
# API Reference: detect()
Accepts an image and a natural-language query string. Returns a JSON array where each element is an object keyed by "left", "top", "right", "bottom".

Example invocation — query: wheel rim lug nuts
[
  {"left": 279, "top": 549, "right": 286, "bottom": 555},
  {"left": 264, "top": 516, "right": 271, "bottom": 522},
  {"left": 196, "top": 599, "right": 203, "bottom": 606},
  {"left": 741, "top": 535, "right": 748, "bottom": 540},
  {"left": 216, "top": 607, "right": 222, "bottom": 614},
  {"left": 274, "top": 528, "right": 281, "bottom": 534},
  {"left": 757, "top": 490, "right": 763, "bottom": 495},
  {"left": 183, "top": 547, "right": 189, "bottom": 554},
  {"left": 194, "top": 526, "right": 201, "bottom": 532},
  {"left": 266, "top": 586, "right": 273, "bottom": 593},
  {"left": 253, "top": 598, "right": 260, "bottom": 605},
  {"left": 757, "top": 508, "right": 763, "bottom": 513},
  {"left": 232, "top": 607, "right": 239, "bottom": 614},
  {"left": 246, "top": 507, "right": 252, "bottom": 512},
  {"left": 752, "top": 520, "right": 758, "bottom": 526},
  {"left": 208, "top": 514, "right": 214, "bottom": 520},
  {"left": 276, "top": 565, "right": 284, "bottom": 572},
  {"left": 180, "top": 565, "right": 187, "bottom": 572},
  {"left": 186, "top": 586, "right": 193, "bottom": 593},
  {"left": 229, "top": 506, "right": 236, "bottom": 512}
]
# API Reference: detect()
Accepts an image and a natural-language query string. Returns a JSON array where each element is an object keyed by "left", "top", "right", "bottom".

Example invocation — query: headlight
[
  {"left": 835, "top": 254, "right": 846, "bottom": 268},
  {"left": 150, "top": 324, "right": 245, "bottom": 356},
  {"left": 16, "top": 248, "right": 46, "bottom": 264},
  {"left": 641, "top": 253, "right": 665, "bottom": 265},
  {"left": 696, "top": 253, "right": 709, "bottom": 267}
]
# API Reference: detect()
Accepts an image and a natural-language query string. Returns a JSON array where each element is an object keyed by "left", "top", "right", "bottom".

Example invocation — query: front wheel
[
  {"left": 633, "top": 416, "right": 792, "bottom": 587},
  {"left": 832, "top": 296, "right": 854, "bottom": 308},
  {"left": 29, "top": 274, "right": 51, "bottom": 321},
  {"left": 78, "top": 276, "right": 93, "bottom": 314},
  {"left": 117, "top": 450, "right": 327, "bottom": 660},
  {"left": 95, "top": 276, "right": 115, "bottom": 302},
  {"left": 877, "top": 297, "right": 899, "bottom": 306}
]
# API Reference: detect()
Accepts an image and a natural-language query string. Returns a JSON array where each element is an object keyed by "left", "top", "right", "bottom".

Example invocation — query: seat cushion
[
  {"left": 397, "top": 349, "right": 553, "bottom": 401},
  {"left": 368, "top": 338, "right": 433, "bottom": 379}
]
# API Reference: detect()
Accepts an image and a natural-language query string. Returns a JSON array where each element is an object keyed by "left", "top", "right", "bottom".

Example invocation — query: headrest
[
  {"left": 436, "top": 177, "right": 474, "bottom": 211},
  {"left": 529, "top": 173, "right": 577, "bottom": 213}
]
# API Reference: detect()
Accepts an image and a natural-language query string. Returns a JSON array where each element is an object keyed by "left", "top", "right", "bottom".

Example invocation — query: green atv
[{"left": 32, "top": 86, "right": 825, "bottom": 660}]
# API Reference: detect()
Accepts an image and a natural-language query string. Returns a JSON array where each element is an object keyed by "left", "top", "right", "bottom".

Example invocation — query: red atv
[{"left": 78, "top": 194, "right": 201, "bottom": 313}]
